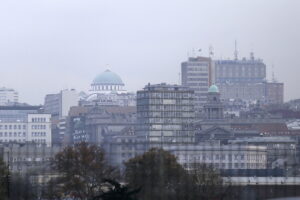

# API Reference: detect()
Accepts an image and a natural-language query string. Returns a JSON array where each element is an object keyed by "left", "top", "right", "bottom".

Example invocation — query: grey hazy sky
[{"left": 0, "top": 0, "right": 299, "bottom": 105}]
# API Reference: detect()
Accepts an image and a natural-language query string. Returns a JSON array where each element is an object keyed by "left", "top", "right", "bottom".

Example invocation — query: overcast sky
[{"left": 0, "top": 0, "right": 299, "bottom": 105}]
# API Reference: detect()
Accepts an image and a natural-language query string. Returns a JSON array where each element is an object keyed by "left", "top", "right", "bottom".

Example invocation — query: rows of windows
[
  {"left": 0, "top": 132, "right": 26, "bottom": 137},
  {"left": 186, "top": 73, "right": 208, "bottom": 77},
  {"left": 32, "top": 132, "right": 47, "bottom": 137},
  {"left": 138, "top": 112, "right": 194, "bottom": 118},
  {"left": 178, "top": 153, "right": 266, "bottom": 162},
  {"left": 32, "top": 139, "right": 47, "bottom": 143},
  {"left": 137, "top": 92, "right": 193, "bottom": 98},
  {"left": 93, "top": 84, "right": 123, "bottom": 91},
  {"left": 184, "top": 63, "right": 208, "bottom": 68},
  {"left": 184, "top": 162, "right": 265, "bottom": 169},
  {"left": 31, "top": 125, "right": 47, "bottom": 129},
  {"left": 32, "top": 117, "right": 46, "bottom": 122},
  {"left": 0, "top": 124, "right": 26, "bottom": 130},
  {"left": 186, "top": 77, "right": 208, "bottom": 81},
  {"left": 187, "top": 83, "right": 208, "bottom": 87},
  {"left": 138, "top": 105, "right": 194, "bottom": 111},
  {"left": 0, "top": 139, "right": 26, "bottom": 143}
]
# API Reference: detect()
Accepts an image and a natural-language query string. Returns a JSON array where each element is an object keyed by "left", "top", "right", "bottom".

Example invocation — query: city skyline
[{"left": 0, "top": 0, "right": 299, "bottom": 104}]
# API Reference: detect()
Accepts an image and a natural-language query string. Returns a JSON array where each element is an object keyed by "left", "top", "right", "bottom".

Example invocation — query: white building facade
[
  {"left": 44, "top": 89, "right": 79, "bottom": 118},
  {"left": 0, "top": 106, "right": 52, "bottom": 146},
  {"left": 165, "top": 144, "right": 267, "bottom": 170}
]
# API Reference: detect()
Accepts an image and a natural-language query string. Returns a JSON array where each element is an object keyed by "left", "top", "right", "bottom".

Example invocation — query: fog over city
[{"left": 0, "top": 0, "right": 299, "bottom": 104}]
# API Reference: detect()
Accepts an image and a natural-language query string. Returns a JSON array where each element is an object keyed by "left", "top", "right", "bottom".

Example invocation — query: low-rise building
[
  {"left": 0, "top": 106, "right": 52, "bottom": 146},
  {"left": 165, "top": 144, "right": 267, "bottom": 170},
  {"left": 0, "top": 143, "right": 61, "bottom": 174}
]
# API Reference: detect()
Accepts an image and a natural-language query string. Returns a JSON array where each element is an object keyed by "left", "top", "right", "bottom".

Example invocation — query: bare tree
[{"left": 44, "top": 142, "right": 119, "bottom": 200}]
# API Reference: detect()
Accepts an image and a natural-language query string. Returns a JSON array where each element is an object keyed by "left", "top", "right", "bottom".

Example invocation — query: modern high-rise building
[
  {"left": 214, "top": 57, "right": 266, "bottom": 102},
  {"left": 214, "top": 57, "right": 266, "bottom": 84},
  {"left": 0, "top": 87, "right": 19, "bottom": 106},
  {"left": 181, "top": 57, "right": 213, "bottom": 109},
  {"left": 44, "top": 89, "right": 79, "bottom": 118},
  {"left": 0, "top": 106, "right": 52, "bottom": 146},
  {"left": 214, "top": 55, "right": 284, "bottom": 104},
  {"left": 137, "top": 83, "right": 195, "bottom": 144},
  {"left": 217, "top": 82, "right": 266, "bottom": 101}
]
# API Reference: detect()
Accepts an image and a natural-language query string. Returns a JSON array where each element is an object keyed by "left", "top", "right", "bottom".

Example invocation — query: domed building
[
  {"left": 90, "top": 70, "right": 126, "bottom": 94},
  {"left": 83, "top": 69, "right": 136, "bottom": 106}
]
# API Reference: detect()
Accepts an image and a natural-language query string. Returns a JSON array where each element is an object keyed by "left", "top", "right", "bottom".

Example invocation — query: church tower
[{"left": 204, "top": 85, "right": 224, "bottom": 120}]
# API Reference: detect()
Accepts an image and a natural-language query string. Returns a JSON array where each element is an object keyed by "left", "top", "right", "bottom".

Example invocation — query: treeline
[{"left": 0, "top": 142, "right": 234, "bottom": 200}]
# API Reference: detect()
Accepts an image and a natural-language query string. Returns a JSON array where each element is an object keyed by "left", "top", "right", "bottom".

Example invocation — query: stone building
[
  {"left": 83, "top": 69, "right": 136, "bottom": 106},
  {"left": 165, "top": 144, "right": 267, "bottom": 170},
  {"left": 204, "top": 85, "right": 224, "bottom": 120},
  {"left": 67, "top": 105, "right": 137, "bottom": 145}
]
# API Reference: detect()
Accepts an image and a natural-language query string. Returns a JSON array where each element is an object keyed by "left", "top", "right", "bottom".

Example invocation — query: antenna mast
[
  {"left": 272, "top": 64, "right": 276, "bottom": 82},
  {"left": 209, "top": 45, "right": 214, "bottom": 58},
  {"left": 234, "top": 40, "right": 238, "bottom": 60}
]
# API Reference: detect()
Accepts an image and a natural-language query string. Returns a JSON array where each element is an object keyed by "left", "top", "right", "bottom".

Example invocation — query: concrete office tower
[
  {"left": 0, "top": 87, "right": 18, "bottom": 105},
  {"left": 214, "top": 56, "right": 267, "bottom": 102},
  {"left": 137, "top": 83, "right": 195, "bottom": 144},
  {"left": 44, "top": 89, "right": 79, "bottom": 118},
  {"left": 0, "top": 106, "right": 52, "bottom": 146},
  {"left": 215, "top": 57, "right": 266, "bottom": 84},
  {"left": 181, "top": 57, "right": 213, "bottom": 110},
  {"left": 214, "top": 55, "right": 284, "bottom": 104}
]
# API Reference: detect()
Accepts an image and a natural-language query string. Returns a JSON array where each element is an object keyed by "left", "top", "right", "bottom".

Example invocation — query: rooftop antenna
[
  {"left": 198, "top": 48, "right": 202, "bottom": 57},
  {"left": 250, "top": 52, "right": 254, "bottom": 60},
  {"left": 178, "top": 73, "right": 181, "bottom": 85},
  {"left": 272, "top": 64, "right": 276, "bottom": 82},
  {"left": 234, "top": 40, "right": 238, "bottom": 60},
  {"left": 209, "top": 45, "right": 214, "bottom": 58}
]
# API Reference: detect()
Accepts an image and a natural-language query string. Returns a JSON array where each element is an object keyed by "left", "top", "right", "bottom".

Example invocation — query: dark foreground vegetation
[{"left": 1, "top": 142, "right": 300, "bottom": 200}]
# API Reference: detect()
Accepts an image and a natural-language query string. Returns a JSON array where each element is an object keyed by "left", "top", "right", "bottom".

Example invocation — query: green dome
[
  {"left": 208, "top": 84, "right": 219, "bottom": 93},
  {"left": 92, "top": 70, "right": 124, "bottom": 85}
]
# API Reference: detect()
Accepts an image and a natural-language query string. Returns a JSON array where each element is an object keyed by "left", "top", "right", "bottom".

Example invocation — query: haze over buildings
[{"left": 0, "top": 0, "right": 299, "bottom": 104}]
